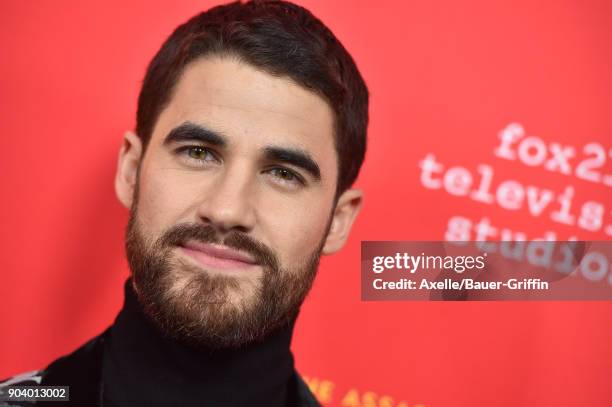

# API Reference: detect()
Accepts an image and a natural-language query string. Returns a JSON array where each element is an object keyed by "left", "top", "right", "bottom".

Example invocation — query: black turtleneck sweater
[{"left": 101, "top": 279, "right": 298, "bottom": 407}]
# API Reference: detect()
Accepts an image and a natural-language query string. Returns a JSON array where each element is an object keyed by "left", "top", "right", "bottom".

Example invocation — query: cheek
[
  {"left": 135, "top": 166, "right": 198, "bottom": 239},
  {"left": 264, "top": 198, "right": 333, "bottom": 266}
]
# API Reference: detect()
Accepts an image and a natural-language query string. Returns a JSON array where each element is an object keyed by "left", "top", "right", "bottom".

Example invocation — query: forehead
[{"left": 150, "top": 56, "right": 337, "bottom": 165}]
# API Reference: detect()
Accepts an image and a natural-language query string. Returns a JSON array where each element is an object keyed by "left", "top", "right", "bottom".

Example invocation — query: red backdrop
[{"left": 1, "top": 1, "right": 611, "bottom": 406}]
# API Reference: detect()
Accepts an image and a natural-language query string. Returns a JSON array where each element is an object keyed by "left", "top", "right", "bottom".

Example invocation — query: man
[{"left": 0, "top": 0, "right": 368, "bottom": 406}]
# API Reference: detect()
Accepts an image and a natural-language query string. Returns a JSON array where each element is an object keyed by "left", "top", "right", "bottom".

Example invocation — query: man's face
[{"left": 119, "top": 56, "right": 343, "bottom": 348}]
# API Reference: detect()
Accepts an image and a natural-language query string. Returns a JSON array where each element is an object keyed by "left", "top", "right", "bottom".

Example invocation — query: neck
[{"left": 101, "top": 279, "right": 296, "bottom": 407}]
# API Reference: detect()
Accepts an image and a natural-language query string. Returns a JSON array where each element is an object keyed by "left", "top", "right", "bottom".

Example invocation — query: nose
[{"left": 196, "top": 163, "right": 256, "bottom": 234}]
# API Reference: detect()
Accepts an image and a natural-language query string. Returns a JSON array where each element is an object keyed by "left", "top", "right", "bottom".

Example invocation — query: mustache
[{"left": 159, "top": 223, "right": 279, "bottom": 271}]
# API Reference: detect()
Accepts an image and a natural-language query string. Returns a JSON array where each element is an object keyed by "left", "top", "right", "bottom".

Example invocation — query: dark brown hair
[{"left": 136, "top": 0, "right": 369, "bottom": 194}]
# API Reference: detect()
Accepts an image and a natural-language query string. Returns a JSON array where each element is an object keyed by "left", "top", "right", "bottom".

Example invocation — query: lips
[{"left": 179, "top": 241, "right": 259, "bottom": 270}]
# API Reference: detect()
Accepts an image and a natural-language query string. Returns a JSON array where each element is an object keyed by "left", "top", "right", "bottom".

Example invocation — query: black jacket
[{"left": 0, "top": 327, "right": 320, "bottom": 407}]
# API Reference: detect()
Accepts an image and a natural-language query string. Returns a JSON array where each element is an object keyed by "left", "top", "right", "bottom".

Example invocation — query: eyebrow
[
  {"left": 163, "top": 121, "right": 321, "bottom": 181},
  {"left": 162, "top": 122, "right": 227, "bottom": 147}
]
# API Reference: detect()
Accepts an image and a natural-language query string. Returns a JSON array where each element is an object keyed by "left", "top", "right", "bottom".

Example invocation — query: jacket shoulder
[
  {"left": 0, "top": 371, "right": 43, "bottom": 407},
  {"left": 0, "top": 370, "right": 44, "bottom": 386},
  {"left": 40, "top": 328, "right": 108, "bottom": 386},
  {"left": 295, "top": 372, "right": 322, "bottom": 407},
  {"left": 0, "top": 328, "right": 109, "bottom": 406}
]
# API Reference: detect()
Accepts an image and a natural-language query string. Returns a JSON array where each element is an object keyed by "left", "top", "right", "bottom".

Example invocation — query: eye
[
  {"left": 266, "top": 167, "right": 305, "bottom": 186},
  {"left": 176, "top": 145, "right": 219, "bottom": 166}
]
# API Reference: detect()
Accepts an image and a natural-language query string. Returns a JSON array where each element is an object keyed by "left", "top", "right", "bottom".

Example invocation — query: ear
[
  {"left": 321, "top": 189, "right": 363, "bottom": 254},
  {"left": 114, "top": 131, "right": 143, "bottom": 209}
]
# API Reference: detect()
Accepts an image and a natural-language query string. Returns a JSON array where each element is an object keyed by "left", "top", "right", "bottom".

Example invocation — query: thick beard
[{"left": 124, "top": 206, "right": 326, "bottom": 350}]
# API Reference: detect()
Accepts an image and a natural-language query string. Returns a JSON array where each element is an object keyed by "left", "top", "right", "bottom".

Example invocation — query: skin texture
[{"left": 114, "top": 55, "right": 362, "bottom": 347}]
